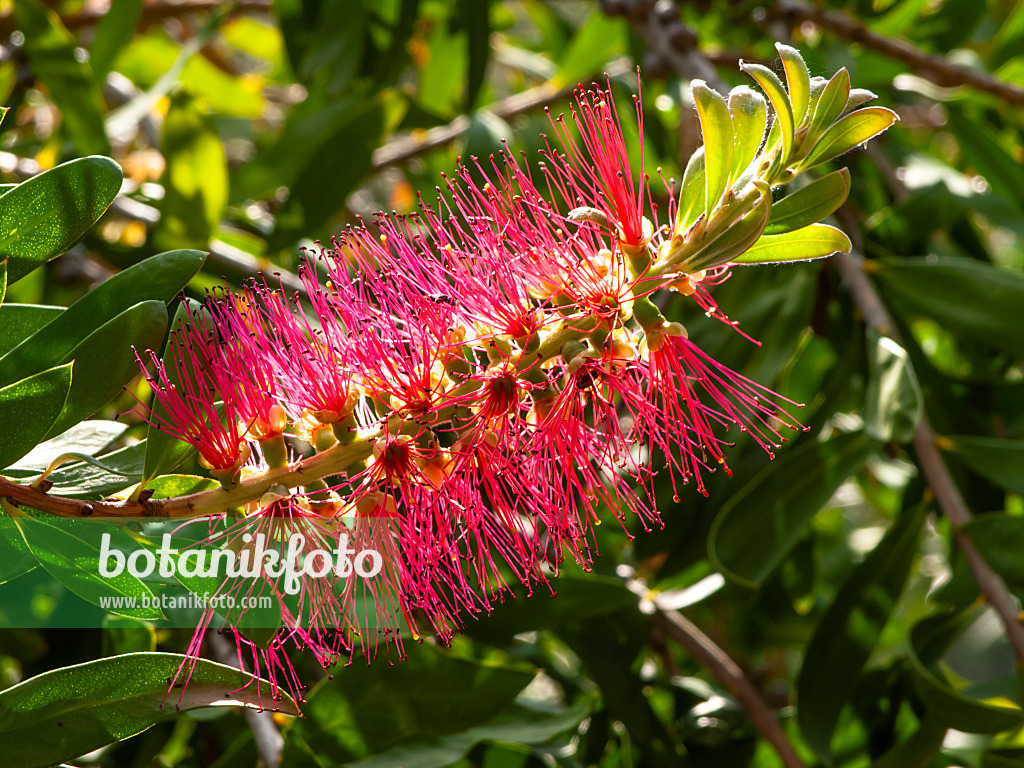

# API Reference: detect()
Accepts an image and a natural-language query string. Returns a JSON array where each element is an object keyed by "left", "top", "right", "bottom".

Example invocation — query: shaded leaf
[
  {"left": 0, "top": 363, "right": 73, "bottom": 471},
  {"left": 89, "top": 0, "right": 145, "bottom": 78},
  {"left": 945, "top": 436, "right": 1024, "bottom": 496},
  {"left": 863, "top": 331, "right": 922, "bottom": 443},
  {"left": 0, "top": 304, "right": 64, "bottom": 356}
]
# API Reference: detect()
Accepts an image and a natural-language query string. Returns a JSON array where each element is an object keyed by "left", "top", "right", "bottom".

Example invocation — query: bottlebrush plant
[{"left": 0, "top": 43, "right": 898, "bottom": 763}]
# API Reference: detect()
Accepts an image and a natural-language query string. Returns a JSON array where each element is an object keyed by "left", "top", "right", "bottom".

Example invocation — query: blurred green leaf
[
  {"left": 153, "top": 90, "right": 228, "bottom": 251},
  {"left": 795, "top": 107, "right": 898, "bottom": 172},
  {"left": 14, "top": 0, "right": 110, "bottom": 155},
  {"left": 797, "top": 504, "right": 923, "bottom": 758},
  {"left": 554, "top": 12, "right": 624, "bottom": 87},
  {"left": 864, "top": 331, "right": 922, "bottom": 443},
  {"left": 101, "top": 614, "right": 157, "bottom": 656},
  {"left": 960, "top": 514, "right": 1024, "bottom": 591},
  {"left": 945, "top": 436, "right": 1024, "bottom": 496},
  {"left": 89, "top": 0, "right": 144, "bottom": 78},
  {"left": 763, "top": 168, "right": 850, "bottom": 235},
  {"left": 45, "top": 300, "right": 168, "bottom": 438},
  {"left": 0, "top": 258, "right": 6, "bottom": 306},
  {"left": 874, "top": 256, "right": 1024, "bottom": 359},
  {"left": 692, "top": 81, "right": 733, "bottom": 217},
  {"left": 0, "top": 363, "right": 73, "bottom": 471},
  {"left": 0, "top": 157, "right": 122, "bottom": 285},
  {"left": 733, "top": 223, "right": 851, "bottom": 264},
  {"left": 461, "top": 0, "right": 492, "bottom": 110},
  {"left": 0, "top": 651, "right": 299, "bottom": 768},
  {"left": 0, "top": 522, "right": 36, "bottom": 585},
  {"left": 0, "top": 305, "right": 64, "bottom": 357},
  {"left": 0, "top": 249, "right": 204, "bottom": 391},
  {"left": 710, "top": 431, "right": 878, "bottom": 587}
]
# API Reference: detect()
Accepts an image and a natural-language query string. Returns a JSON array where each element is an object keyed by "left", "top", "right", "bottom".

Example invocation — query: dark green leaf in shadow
[
  {"left": 89, "top": 0, "right": 144, "bottom": 78},
  {"left": 0, "top": 363, "right": 73, "bottom": 470},
  {"left": 0, "top": 304, "right": 65, "bottom": 356},
  {"left": 863, "top": 331, "right": 922, "bottom": 443},
  {"left": 945, "top": 437, "right": 1024, "bottom": 496}
]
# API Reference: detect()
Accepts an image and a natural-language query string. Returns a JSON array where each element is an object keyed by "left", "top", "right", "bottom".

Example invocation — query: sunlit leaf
[
  {"left": 733, "top": 223, "right": 851, "bottom": 265},
  {"left": 764, "top": 168, "right": 850, "bottom": 235}
]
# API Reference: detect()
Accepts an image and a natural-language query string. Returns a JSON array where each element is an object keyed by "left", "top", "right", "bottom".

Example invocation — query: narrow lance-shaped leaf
[
  {"left": 798, "top": 68, "right": 851, "bottom": 164},
  {"left": 944, "top": 437, "right": 1024, "bottom": 497},
  {"left": 728, "top": 86, "right": 767, "bottom": 184},
  {"left": 777, "top": 43, "right": 811, "bottom": 127},
  {"left": 0, "top": 157, "right": 123, "bottom": 285},
  {"left": 0, "top": 652, "right": 299, "bottom": 768},
  {"left": 674, "top": 146, "right": 706, "bottom": 233},
  {"left": 681, "top": 181, "right": 771, "bottom": 272},
  {"left": 741, "top": 61, "right": 795, "bottom": 168},
  {"left": 733, "top": 223, "right": 851, "bottom": 265},
  {"left": 795, "top": 106, "right": 898, "bottom": 172},
  {"left": 764, "top": 168, "right": 851, "bottom": 235},
  {"left": 863, "top": 331, "right": 922, "bottom": 443},
  {"left": 691, "top": 80, "right": 733, "bottom": 217},
  {"left": 797, "top": 504, "right": 924, "bottom": 758},
  {"left": 0, "top": 363, "right": 73, "bottom": 471},
  {"left": 0, "top": 305, "right": 65, "bottom": 357}
]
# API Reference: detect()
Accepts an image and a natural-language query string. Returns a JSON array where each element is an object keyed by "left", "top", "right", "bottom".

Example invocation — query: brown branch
[{"left": 772, "top": 0, "right": 1024, "bottom": 107}]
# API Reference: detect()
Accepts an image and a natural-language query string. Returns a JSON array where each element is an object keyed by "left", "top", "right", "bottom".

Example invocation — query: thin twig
[
  {"left": 772, "top": 0, "right": 1024, "bottom": 107},
  {"left": 209, "top": 632, "right": 284, "bottom": 768}
]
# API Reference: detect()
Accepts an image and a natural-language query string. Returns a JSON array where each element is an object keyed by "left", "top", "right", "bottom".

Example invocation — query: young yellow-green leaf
[
  {"left": 777, "top": 43, "right": 811, "bottom": 127},
  {"left": 764, "top": 168, "right": 850, "bottom": 235},
  {"left": 800, "top": 68, "right": 851, "bottom": 160},
  {"left": 680, "top": 181, "right": 771, "bottom": 272},
  {"left": 675, "top": 146, "right": 706, "bottom": 232},
  {"left": 0, "top": 652, "right": 300, "bottom": 768},
  {"left": 152, "top": 90, "right": 228, "bottom": 251},
  {"left": 0, "top": 157, "right": 123, "bottom": 285},
  {"left": 728, "top": 86, "right": 767, "bottom": 184},
  {"left": 845, "top": 88, "right": 877, "bottom": 113},
  {"left": 796, "top": 107, "right": 898, "bottom": 171},
  {"left": 0, "top": 249, "right": 204, "bottom": 390},
  {"left": 44, "top": 300, "right": 169, "bottom": 438},
  {"left": 944, "top": 436, "right": 1024, "bottom": 496},
  {"left": 0, "top": 363, "right": 73, "bottom": 470},
  {"left": 797, "top": 504, "right": 924, "bottom": 759},
  {"left": 14, "top": 0, "right": 110, "bottom": 156},
  {"left": 691, "top": 80, "right": 733, "bottom": 217},
  {"left": 741, "top": 61, "right": 795, "bottom": 168},
  {"left": 710, "top": 431, "right": 878, "bottom": 587},
  {"left": 733, "top": 223, "right": 851, "bottom": 265}
]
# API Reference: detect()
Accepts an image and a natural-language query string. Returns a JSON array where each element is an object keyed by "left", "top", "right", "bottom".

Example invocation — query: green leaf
[
  {"left": 960, "top": 514, "right": 1024, "bottom": 590},
  {"left": 797, "top": 505, "right": 923, "bottom": 758},
  {"left": 89, "top": 0, "right": 145, "bottom": 78},
  {"left": 13, "top": 0, "right": 110, "bottom": 155},
  {"left": 0, "top": 363, "right": 73, "bottom": 470},
  {"left": 675, "top": 146, "right": 706, "bottom": 233},
  {"left": 727, "top": 86, "right": 767, "bottom": 184},
  {"left": 764, "top": 168, "right": 851, "bottom": 235},
  {"left": 946, "top": 106, "right": 1024, "bottom": 210},
  {"left": 741, "top": 61, "right": 795, "bottom": 168},
  {"left": 0, "top": 522, "right": 36, "bottom": 585},
  {"left": 680, "top": 180, "right": 771, "bottom": 272},
  {"left": 863, "top": 331, "right": 922, "bottom": 443},
  {"left": 152, "top": 90, "right": 228, "bottom": 251},
  {"left": 101, "top": 614, "right": 156, "bottom": 655},
  {"left": 802, "top": 68, "right": 850, "bottom": 158},
  {"left": 554, "top": 12, "right": 624, "bottom": 87},
  {"left": 46, "top": 300, "right": 168, "bottom": 438},
  {"left": 0, "top": 157, "right": 123, "bottom": 285},
  {"left": 691, "top": 80, "right": 733, "bottom": 217},
  {"left": 873, "top": 256, "right": 1024, "bottom": 359},
  {"left": 733, "top": 223, "right": 851, "bottom": 265},
  {"left": 10, "top": 419, "right": 127, "bottom": 471},
  {"left": 0, "top": 249, "right": 205, "bottom": 390},
  {"left": 945, "top": 436, "right": 1024, "bottom": 496},
  {"left": 462, "top": 0, "right": 492, "bottom": 110},
  {"left": 13, "top": 517, "right": 162, "bottom": 620},
  {"left": 12, "top": 442, "right": 146, "bottom": 500},
  {"left": 777, "top": 44, "right": 810, "bottom": 127},
  {"left": 709, "top": 431, "right": 877, "bottom": 587},
  {"left": 0, "top": 651, "right": 299, "bottom": 768},
  {"left": 295, "top": 643, "right": 540, "bottom": 765},
  {"left": 908, "top": 608, "right": 1024, "bottom": 733},
  {"left": 0, "top": 305, "right": 64, "bottom": 357},
  {"left": 136, "top": 474, "right": 220, "bottom": 499},
  {"left": 0, "top": 257, "right": 6, "bottom": 306},
  {"left": 795, "top": 107, "right": 898, "bottom": 172}
]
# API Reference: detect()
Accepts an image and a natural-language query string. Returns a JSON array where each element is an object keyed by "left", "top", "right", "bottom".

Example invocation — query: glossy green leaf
[
  {"left": 14, "top": 517, "right": 162, "bottom": 621},
  {"left": 863, "top": 331, "right": 922, "bottom": 443},
  {"left": 0, "top": 249, "right": 204, "bottom": 390},
  {"left": 0, "top": 521, "right": 36, "bottom": 585},
  {"left": 137, "top": 474, "right": 220, "bottom": 499},
  {"left": 0, "top": 157, "right": 123, "bottom": 285},
  {"left": 692, "top": 80, "right": 733, "bottom": 216},
  {"left": 945, "top": 436, "right": 1024, "bottom": 496},
  {"left": 46, "top": 300, "right": 168, "bottom": 438},
  {"left": 796, "top": 107, "right": 898, "bottom": 172},
  {"left": 89, "top": 0, "right": 145, "bottom": 78},
  {"left": 741, "top": 62, "right": 795, "bottom": 168},
  {"left": 680, "top": 181, "right": 771, "bottom": 272},
  {"left": 0, "top": 363, "right": 73, "bottom": 471},
  {"left": 11, "top": 419, "right": 127, "bottom": 471},
  {"left": 153, "top": 90, "right": 228, "bottom": 251},
  {"left": 764, "top": 168, "right": 851, "bottom": 235},
  {"left": 728, "top": 86, "right": 767, "bottom": 184},
  {"left": 874, "top": 256, "right": 1024, "bottom": 358},
  {"left": 32, "top": 442, "right": 145, "bottom": 500},
  {"left": 777, "top": 44, "right": 811, "bottom": 127},
  {"left": 675, "top": 146, "right": 706, "bottom": 232},
  {"left": 14, "top": 0, "right": 110, "bottom": 155},
  {"left": 710, "top": 431, "right": 877, "bottom": 587},
  {"left": 0, "top": 304, "right": 64, "bottom": 356},
  {"left": 0, "top": 652, "right": 299, "bottom": 768},
  {"left": 733, "top": 223, "right": 851, "bottom": 265},
  {"left": 908, "top": 608, "right": 1024, "bottom": 733},
  {"left": 797, "top": 505, "right": 923, "bottom": 758}
]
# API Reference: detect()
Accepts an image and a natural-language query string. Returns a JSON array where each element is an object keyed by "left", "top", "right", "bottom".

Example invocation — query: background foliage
[{"left": 1, "top": 0, "right": 1023, "bottom": 766}]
